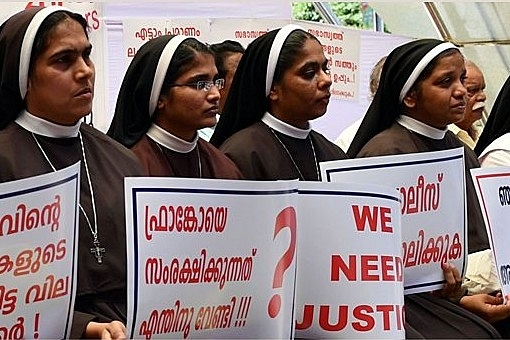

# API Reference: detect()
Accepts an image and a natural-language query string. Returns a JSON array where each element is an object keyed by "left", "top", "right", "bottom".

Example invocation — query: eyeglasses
[{"left": 168, "top": 78, "right": 225, "bottom": 92}]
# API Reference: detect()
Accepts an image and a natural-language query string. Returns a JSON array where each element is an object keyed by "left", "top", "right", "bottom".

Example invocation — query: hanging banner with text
[
  {"left": 120, "top": 17, "right": 360, "bottom": 102},
  {"left": 125, "top": 178, "right": 298, "bottom": 339},
  {"left": 471, "top": 166, "right": 510, "bottom": 300},
  {"left": 0, "top": 163, "right": 80, "bottom": 339},
  {"left": 297, "top": 20, "right": 360, "bottom": 101},
  {"left": 295, "top": 181, "right": 403, "bottom": 339},
  {"left": 320, "top": 148, "right": 467, "bottom": 294}
]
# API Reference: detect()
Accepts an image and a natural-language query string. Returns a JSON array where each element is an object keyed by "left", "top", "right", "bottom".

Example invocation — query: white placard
[
  {"left": 209, "top": 18, "right": 290, "bottom": 48},
  {"left": 125, "top": 178, "right": 298, "bottom": 339},
  {"left": 298, "top": 20, "right": 361, "bottom": 101},
  {"left": 471, "top": 166, "right": 510, "bottom": 300},
  {"left": 122, "top": 18, "right": 212, "bottom": 68},
  {"left": 295, "top": 181, "right": 403, "bottom": 339},
  {"left": 320, "top": 148, "right": 467, "bottom": 294},
  {"left": 0, "top": 163, "right": 80, "bottom": 339}
]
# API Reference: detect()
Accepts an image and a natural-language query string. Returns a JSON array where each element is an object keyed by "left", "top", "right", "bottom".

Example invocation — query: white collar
[
  {"left": 146, "top": 123, "right": 198, "bottom": 153},
  {"left": 261, "top": 112, "right": 311, "bottom": 139},
  {"left": 15, "top": 110, "right": 81, "bottom": 138},
  {"left": 397, "top": 115, "right": 447, "bottom": 140}
]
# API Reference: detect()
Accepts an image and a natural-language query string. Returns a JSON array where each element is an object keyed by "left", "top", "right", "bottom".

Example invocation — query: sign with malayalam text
[
  {"left": 320, "top": 148, "right": 467, "bottom": 294},
  {"left": 125, "top": 178, "right": 298, "bottom": 339},
  {"left": 0, "top": 163, "right": 80, "bottom": 339},
  {"left": 121, "top": 17, "right": 361, "bottom": 102},
  {"left": 471, "top": 166, "right": 510, "bottom": 300}
]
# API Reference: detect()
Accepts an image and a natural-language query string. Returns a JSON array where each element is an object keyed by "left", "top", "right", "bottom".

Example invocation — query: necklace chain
[
  {"left": 270, "top": 128, "right": 320, "bottom": 181},
  {"left": 32, "top": 131, "right": 105, "bottom": 264},
  {"left": 156, "top": 142, "right": 202, "bottom": 178}
]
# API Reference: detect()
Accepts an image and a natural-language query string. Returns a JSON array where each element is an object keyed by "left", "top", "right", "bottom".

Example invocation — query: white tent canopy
[{"left": 369, "top": 2, "right": 510, "bottom": 120}]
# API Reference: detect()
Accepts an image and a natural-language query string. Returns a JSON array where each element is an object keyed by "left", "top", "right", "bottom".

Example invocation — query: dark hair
[
  {"left": 409, "top": 48, "right": 461, "bottom": 93},
  {"left": 210, "top": 40, "right": 245, "bottom": 79},
  {"left": 210, "top": 27, "right": 322, "bottom": 147},
  {"left": 29, "top": 11, "right": 88, "bottom": 77},
  {"left": 160, "top": 38, "right": 213, "bottom": 93},
  {"left": 273, "top": 29, "right": 319, "bottom": 85}
]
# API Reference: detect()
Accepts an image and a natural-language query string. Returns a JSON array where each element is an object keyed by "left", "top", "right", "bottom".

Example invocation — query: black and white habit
[
  {"left": 348, "top": 38, "right": 497, "bottom": 339},
  {"left": 108, "top": 35, "right": 242, "bottom": 179},
  {"left": 210, "top": 25, "right": 347, "bottom": 181},
  {"left": 0, "top": 7, "right": 144, "bottom": 338}
]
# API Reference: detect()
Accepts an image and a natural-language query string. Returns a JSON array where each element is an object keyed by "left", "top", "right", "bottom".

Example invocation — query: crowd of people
[{"left": 2, "top": 5, "right": 510, "bottom": 339}]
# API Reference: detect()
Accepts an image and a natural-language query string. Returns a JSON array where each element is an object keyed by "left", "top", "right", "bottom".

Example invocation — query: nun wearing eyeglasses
[
  {"left": 108, "top": 35, "right": 242, "bottom": 179},
  {"left": 209, "top": 25, "right": 346, "bottom": 181}
]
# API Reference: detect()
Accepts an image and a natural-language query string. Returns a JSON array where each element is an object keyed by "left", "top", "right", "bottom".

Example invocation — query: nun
[
  {"left": 0, "top": 6, "right": 144, "bottom": 338},
  {"left": 475, "top": 74, "right": 510, "bottom": 167},
  {"left": 348, "top": 38, "right": 505, "bottom": 338},
  {"left": 210, "top": 24, "right": 347, "bottom": 181},
  {"left": 108, "top": 35, "right": 242, "bottom": 179},
  {"left": 472, "top": 75, "right": 510, "bottom": 293}
]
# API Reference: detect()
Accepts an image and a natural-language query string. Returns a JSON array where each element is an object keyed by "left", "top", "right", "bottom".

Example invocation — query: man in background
[
  {"left": 335, "top": 55, "right": 386, "bottom": 151},
  {"left": 448, "top": 60, "right": 486, "bottom": 149},
  {"left": 199, "top": 40, "right": 245, "bottom": 141}
]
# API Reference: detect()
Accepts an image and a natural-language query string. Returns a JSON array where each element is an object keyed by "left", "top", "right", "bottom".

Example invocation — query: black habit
[{"left": 349, "top": 38, "right": 496, "bottom": 338}]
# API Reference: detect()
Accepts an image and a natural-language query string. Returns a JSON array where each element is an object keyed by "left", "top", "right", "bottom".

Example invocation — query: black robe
[
  {"left": 219, "top": 121, "right": 347, "bottom": 181},
  {"left": 131, "top": 134, "right": 243, "bottom": 179},
  {"left": 357, "top": 122, "right": 498, "bottom": 339},
  {"left": 0, "top": 122, "right": 144, "bottom": 338}
]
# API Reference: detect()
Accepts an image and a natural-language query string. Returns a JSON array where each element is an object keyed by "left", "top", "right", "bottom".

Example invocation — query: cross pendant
[{"left": 90, "top": 239, "right": 105, "bottom": 264}]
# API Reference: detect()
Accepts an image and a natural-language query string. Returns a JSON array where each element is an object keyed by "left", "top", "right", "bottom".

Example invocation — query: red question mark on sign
[{"left": 268, "top": 206, "right": 297, "bottom": 318}]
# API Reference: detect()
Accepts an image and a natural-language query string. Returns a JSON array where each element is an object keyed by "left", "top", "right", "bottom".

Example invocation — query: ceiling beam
[{"left": 424, "top": 2, "right": 451, "bottom": 41}]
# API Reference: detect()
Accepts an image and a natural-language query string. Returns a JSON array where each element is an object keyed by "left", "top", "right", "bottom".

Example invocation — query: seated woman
[
  {"left": 210, "top": 24, "right": 347, "bottom": 180},
  {"left": 0, "top": 6, "right": 144, "bottom": 338},
  {"left": 348, "top": 38, "right": 507, "bottom": 338},
  {"left": 108, "top": 35, "right": 242, "bottom": 179}
]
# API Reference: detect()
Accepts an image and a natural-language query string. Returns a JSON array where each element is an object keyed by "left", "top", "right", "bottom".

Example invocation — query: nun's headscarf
[
  {"left": 107, "top": 35, "right": 190, "bottom": 147},
  {"left": 209, "top": 24, "right": 304, "bottom": 148},
  {"left": 347, "top": 39, "right": 459, "bottom": 157},
  {"left": 474, "top": 75, "right": 510, "bottom": 156},
  {"left": 0, "top": 6, "right": 68, "bottom": 129}
]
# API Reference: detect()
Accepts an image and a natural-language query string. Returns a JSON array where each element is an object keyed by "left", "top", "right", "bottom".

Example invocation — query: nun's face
[
  {"left": 155, "top": 53, "right": 220, "bottom": 142},
  {"left": 404, "top": 51, "right": 467, "bottom": 129},
  {"left": 26, "top": 19, "right": 95, "bottom": 126},
  {"left": 269, "top": 38, "right": 332, "bottom": 129}
]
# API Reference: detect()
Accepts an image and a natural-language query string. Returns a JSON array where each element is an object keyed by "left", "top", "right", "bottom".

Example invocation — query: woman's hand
[
  {"left": 85, "top": 320, "right": 126, "bottom": 339},
  {"left": 459, "top": 292, "right": 510, "bottom": 323},
  {"left": 432, "top": 262, "right": 465, "bottom": 302},
  {"left": 441, "top": 262, "right": 463, "bottom": 298}
]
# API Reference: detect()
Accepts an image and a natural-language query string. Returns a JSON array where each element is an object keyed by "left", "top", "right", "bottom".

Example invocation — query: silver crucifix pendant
[{"left": 90, "top": 239, "right": 105, "bottom": 264}]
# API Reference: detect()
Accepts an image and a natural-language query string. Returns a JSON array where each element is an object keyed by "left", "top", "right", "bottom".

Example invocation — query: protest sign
[
  {"left": 0, "top": 163, "right": 80, "bottom": 339},
  {"left": 125, "top": 178, "right": 298, "bottom": 339},
  {"left": 471, "top": 166, "right": 510, "bottom": 300},
  {"left": 320, "top": 148, "right": 466, "bottom": 294},
  {"left": 295, "top": 181, "right": 403, "bottom": 339}
]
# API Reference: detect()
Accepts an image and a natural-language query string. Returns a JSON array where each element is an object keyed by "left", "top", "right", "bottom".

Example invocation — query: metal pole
[{"left": 312, "top": 2, "right": 342, "bottom": 26}]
